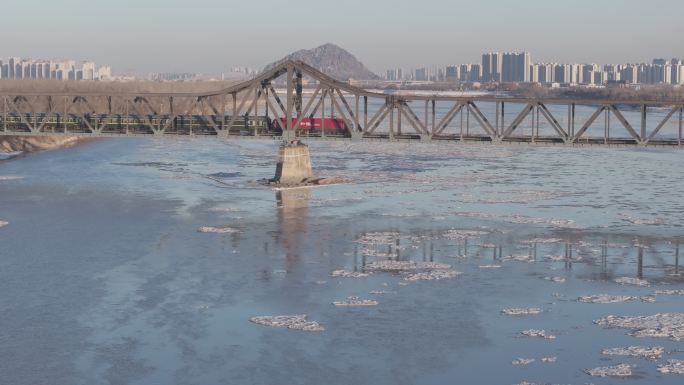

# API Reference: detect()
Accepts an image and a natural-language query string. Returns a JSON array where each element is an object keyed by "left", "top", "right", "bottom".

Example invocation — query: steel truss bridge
[{"left": 1, "top": 60, "right": 683, "bottom": 147}]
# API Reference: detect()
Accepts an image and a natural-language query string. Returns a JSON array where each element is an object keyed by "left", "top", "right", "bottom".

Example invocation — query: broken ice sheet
[
  {"left": 543, "top": 276, "right": 566, "bottom": 283},
  {"left": 365, "top": 260, "right": 451, "bottom": 271},
  {"left": 578, "top": 295, "right": 638, "bottom": 304},
  {"left": 250, "top": 315, "right": 324, "bottom": 332},
  {"left": 332, "top": 296, "right": 379, "bottom": 307},
  {"left": 540, "top": 357, "right": 557, "bottom": 363},
  {"left": 521, "top": 329, "right": 556, "bottom": 340},
  {"left": 512, "top": 358, "right": 535, "bottom": 365},
  {"left": 501, "top": 308, "right": 543, "bottom": 316},
  {"left": 614, "top": 277, "right": 649, "bottom": 287},
  {"left": 594, "top": 313, "right": 684, "bottom": 341},
  {"left": 657, "top": 359, "right": 684, "bottom": 374},
  {"left": 197, "top": 226, "right": 240, "bottom": 234},
  {"left": 329, "top": 270, "right": 370, "bottom": 278},
  {"left": 584, "top": 363, "right": 634, "bottom": 377},
  {"left": 601, "top": 346, "right": 664, "bottom": 360}
]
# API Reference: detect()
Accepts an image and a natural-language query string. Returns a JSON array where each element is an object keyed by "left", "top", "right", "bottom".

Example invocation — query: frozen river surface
[{"left": 1, "top": 139, "right": 683, "bottom": 385}]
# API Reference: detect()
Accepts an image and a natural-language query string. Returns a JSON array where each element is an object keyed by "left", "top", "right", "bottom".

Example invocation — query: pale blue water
[{"left": 1, "top": 138, "right": 683, "bottom": 385}]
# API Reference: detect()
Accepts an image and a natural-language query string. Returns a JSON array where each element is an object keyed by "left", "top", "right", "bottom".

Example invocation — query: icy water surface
[{"left": 1, "top": 139, "right": 683, "bottom": 385}]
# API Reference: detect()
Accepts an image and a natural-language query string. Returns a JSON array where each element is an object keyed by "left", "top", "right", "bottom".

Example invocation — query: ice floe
[
  {"left": 333, "top": 296, "right": 379, "bottom": 307},
  {"left": 655, "top": 289, "right": 684, "bottom": 296},
  {"left": 442, "top": 229, "right": 489, "bottom": 240},
  {"left": 197, "top": 226, "right": 240, "bottom": 234},
  {"left": 657, "top": 359, "right": 684, "bottom": 374},
  {"left": 543, "top": 276, "right": 566, "bottom": 283},
  {"left": 365, "top": 260, "right": 451, "bottom": 271},
  {"left": 502, "top": 308, "right": 543, "bottom": 316},
  {"left": 250, "top": 315, "right": 324, "bottom": 332},
  {"left": 584, "top": 363, "right": 634, "bottom": 377},
  {"left": 512, "top": 358, "right": 535, "bottom": 365},
  {"left": 543, "top": 254, "right": 583, "bottom": 262},
  {"left": 330, "top": 270, "right": 371, "bottom": 278},
  {"left": 355, "top": 232, "right": 400, "bottom": 246},
  {"left": 0, "top": 176, "right": 23, "bottom": 181},
  {"left": 479, "top": 264, "right": 502, "bottom": 269},
  {"left": 619, "top": 213, "right": 666, "bottom": 225},
  {"left": 369, "top": 290, "right": 394, "bottom": 295},
  {"left": 404, "top": 270, "right": 462, "bottom": 281},
  {"left": 501, "top": 254, "right": 534, "bottom": 263},
  {"left": 594, "top": 313, "right": 684, "bottom": 341},
  {"left": 521, "top": 329, "right": 556, "bottom": 340},
  {"left": 578, "top": 295, "right": 639, "bottom": 304},
  {"left": 614, "top": 277, "right": 649, "bottom": 287},
  {"left": 541, "top": 356, "right": 557, "bottom": 363},
  {"left": 0, "top": 220, "right": 7, "bottom": 228},
  {"left": 520, "top": 238, "right": 564, "bottom": 245},
  {"left": 601, "top": 346, "right": 664, "bottom": 360}
]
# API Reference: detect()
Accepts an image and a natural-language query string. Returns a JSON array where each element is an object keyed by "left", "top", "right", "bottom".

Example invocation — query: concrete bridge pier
[{"left": 274, "top": 141, "right": 313, "bottom": 185}]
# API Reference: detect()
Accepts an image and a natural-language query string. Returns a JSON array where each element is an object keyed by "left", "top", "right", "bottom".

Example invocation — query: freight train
[{"left": 0, "top": 113, "right": 349, "bottom": 136}]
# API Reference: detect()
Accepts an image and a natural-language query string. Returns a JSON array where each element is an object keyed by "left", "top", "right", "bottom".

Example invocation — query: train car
[{"left": 277, "top": 117, "right": 348, "bottom": 135}]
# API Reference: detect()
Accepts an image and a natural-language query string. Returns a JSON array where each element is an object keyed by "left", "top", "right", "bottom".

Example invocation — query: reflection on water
[{"left": 276, "top": 187, "right": 311, "bottom": 266}]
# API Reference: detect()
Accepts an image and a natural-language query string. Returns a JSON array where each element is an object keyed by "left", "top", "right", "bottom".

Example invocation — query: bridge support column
[{"left": 274, "top": 141, "right": 313, "bottom": 185}]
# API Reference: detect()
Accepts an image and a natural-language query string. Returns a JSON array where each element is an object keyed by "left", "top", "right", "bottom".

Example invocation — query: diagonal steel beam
[
  {"left": 466, "top": 102, "right": 497, "bottom": 137},
  {"left": 329, "top": 89, "right": 355, "bottom": 134},
  {"left": 646, "top": 106, "right": 680, "bottom": 142},
  {"left": 224, "top": 86, "right": 256, "bottom": 132},
  {"left": 500, "top": 103, "right": 534, "bottom": 138},
  {"left": 397, "top": 103, "right": 426, "bottom": 135},
  {"left": 292, "top": 85, "right": 322, "bottom": 131},
  {"left": 609, "top": 105, "right": 641, "bottom": 141},
  {"left": 572, "top": 106, "right": 605, "bottom": 141},
  {"left": 6, "top": 96, "right": 37, "bottom": 132},
  {"left": 364, "top": 104, "right": 390, "bottom": 134},
  {"left": 400, "top": 102, "right": 428, "bottom": 134},
  {"left": 537, "top": 103, "right": 568, "bottom": 139},
  {"left": 434, "top": 103, "right": 464, "bottom": 136}
]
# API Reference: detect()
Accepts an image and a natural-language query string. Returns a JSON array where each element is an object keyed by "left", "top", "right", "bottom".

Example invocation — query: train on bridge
[{"left": 0, "top": 113, "right": 349, "bottom": 137}]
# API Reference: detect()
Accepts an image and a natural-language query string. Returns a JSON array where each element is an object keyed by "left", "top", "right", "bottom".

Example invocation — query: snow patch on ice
[{"left": 250, "top": 315, "right": 324, "bottom": 332}]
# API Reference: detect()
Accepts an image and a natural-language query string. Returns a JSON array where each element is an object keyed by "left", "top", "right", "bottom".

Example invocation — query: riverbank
[{"left": 0, "top": 136, "right": 88, "bottom": 155}]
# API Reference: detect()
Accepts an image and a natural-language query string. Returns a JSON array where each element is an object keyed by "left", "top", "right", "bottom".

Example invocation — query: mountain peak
[{"left": 264, "top": 44, "right": 379, "bottom": 81}]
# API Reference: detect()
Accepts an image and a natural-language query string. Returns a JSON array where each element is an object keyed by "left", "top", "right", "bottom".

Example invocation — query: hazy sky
[{"left": 1, "top": 0, "right": 682, "bottom": 75}]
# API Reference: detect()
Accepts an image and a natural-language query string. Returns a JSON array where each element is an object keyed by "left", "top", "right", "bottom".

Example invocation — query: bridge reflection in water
[
  {"left": 1, "top": 60, "right": 683, "bottom": 147},
  {"left": 276, "top": 187, "right": 312, "bottom": 269}
]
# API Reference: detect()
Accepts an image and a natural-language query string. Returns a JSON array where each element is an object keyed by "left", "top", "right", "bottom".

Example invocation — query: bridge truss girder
[{"left": 1, "top": 60, "right": 683, "bottom": 147}]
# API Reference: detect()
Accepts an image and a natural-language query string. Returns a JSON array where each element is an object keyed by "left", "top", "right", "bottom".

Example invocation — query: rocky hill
[{"left": 263, "top": 43, "right": 379, "bottom": 81}]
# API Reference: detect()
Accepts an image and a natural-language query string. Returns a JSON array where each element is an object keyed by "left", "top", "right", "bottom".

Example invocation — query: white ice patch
[
  {"left": 365, "top": 260, "right": 451, "bottom": 272},
  {"left": 585, "top": 363, "right": 633, "bottom": 377},
  {"left": 541, "top": 356, "right": 557, "bottom": 363},
  {"left": 578, "top": 295, "right": 638, "bottom": 304},
  {"left": 354, "top": 232, "right": 400, "bottom": 246},
  {"left": 512, "top": 358, "right": 535, "bottom": 365},
  {"left": 601, "top": 346, "right": 664, "bottom": 360},
  {"left": 619, "top": 213, "right": 666, "bottom": 225},
  {"left": 657, "top": 359, "right": 684, "bottom": 374},
  {"left": 543, "top": 254, "right": 583, "bottom": 262},
  {"left": 521, "top": 329, "right": 556, "bottom": 340},
  {"left": 594, "top": 313, "right": 684, "bottom": 341},
  {"left": 614, "top": 277, "right": 650, "bottom": 287},
  {"left": 333, "top": 296, "right": 379, "bottom": 307},
  {"left": 0, "top": 176, "right": 23, "bottom": 181},
  {"left": 329, "top": 270, "right": 370, "bottom": 278},
  {"left": 655, "top": 290, "right": 684, "bottom": 296},
  {"left": 501, "top": 255, "right": 534, "bottom": 263},
  {"left": 520, "top": 238, "right": 564, "bottom": 245},
  {"left": 442, "top": 229, "right": 489, "bottom": 240},
  {"left": 0, "top": 220, "right": 7, "bottom": 228},
  {"left": 479, "top": 264, "right": 502, "bottom": 269},
  {"left": 198, "top": 226, "right": 240, "bottom": 234},
  {"left": 544, "top": 276, "right": 566, "bottom": 283},
  {"left": 250, "top": 315, "right": 324, "bottom": 332},
  {"left": 404, "top": 270, "right": 462, "bottom": 281},
  {"left": 502, "top": 308, "right": 543, "bottom": 316}
]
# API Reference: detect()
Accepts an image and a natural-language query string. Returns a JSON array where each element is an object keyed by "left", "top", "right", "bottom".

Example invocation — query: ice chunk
[
  {"left": 543, "top": 276, "right": 566, "bottom": 283},
  {"left": 404, "top": 270, "right": 462, "bottom": 281},
  {"left": 0, "top": 176, "right": 23, "bottom": 181},
  {"left": 512, "top": 358, "right": 535, "bottom": 365},
  {"left": 198, "top": 226, "right": 240, "bottom": 234},
  {"left": 333, "top": 296, "right": 379, "bottom": 307},
  {"left": 578, "top": 295, "right": 638, "bottom": 304},
  {"left": 502, "top": 308, "right": 543, "bottom": 316},
  {"left": 657, "top": 359, "right": 684, "bottom": 374},
  {"left": 250, "top": 315, "right": 324, "bottom": 332},
  {"left": 655, "top": 290, "right": 684, "bottom": 296},
  {"left": 618, "top": 213, "right": 665, "bottom": 225},
  {"left": 521, "top": 329, "right": 556, "bottom": 340},
  {"left": 584, "top": 363, "right": 633, "bottom": 377},
  {"left": 501, "top": 255, "right": 534, "bottom": 263},
  {"left": 329, "top": 270, "right": 370, "bottom": 278},
  {"left": 541, "top": 356, "right": 557, "bottom": 363},
  {"left": 601, "top": 346, "right": 664, "bottom": 360},
  {"left": 479, "top": 264, "right": 502, "bottom": 269},
  {"left": 442, "top": 229, "right": 488, "bottom": 240},
  {"left": 614, "top": 277, "right": 649, "bottom": 287},
  {"left": 0, "top": 220, "right": 7, "bottom": 228},
  {"left": 594, "top": 313, "right": 684, "bottom": 341},
  {"left": 365, "top": 260, "right": 451, "bottom": 271}
]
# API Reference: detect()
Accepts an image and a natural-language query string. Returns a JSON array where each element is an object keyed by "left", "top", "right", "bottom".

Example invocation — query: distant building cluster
[
  {"left": 0, "top": 57, "right": 112, "bottom": 81},
  {"left": 385, "top": 52, "right": 684, "bottom": 86}
]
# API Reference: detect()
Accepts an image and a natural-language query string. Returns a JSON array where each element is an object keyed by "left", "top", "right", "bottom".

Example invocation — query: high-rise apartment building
[
  {"left": 501, "top": 52, "right": 531, "bottom": 82},
  {"left": 481, "top": 52, "right": 502, "bottom": 82}
]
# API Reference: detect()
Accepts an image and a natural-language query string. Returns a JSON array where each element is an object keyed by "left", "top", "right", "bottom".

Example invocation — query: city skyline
[{"left": 0, "top": 0, "right": 682, "bottom": 74}]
